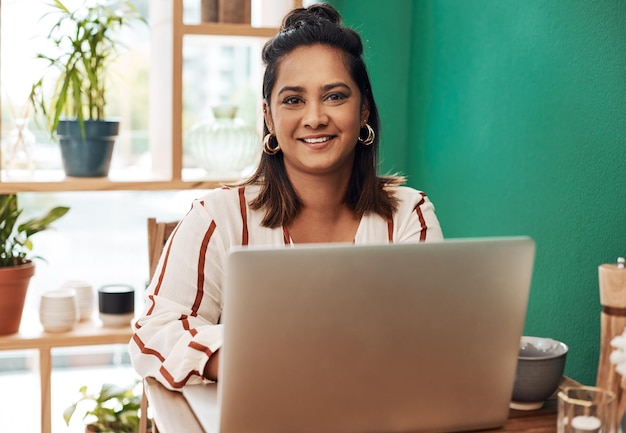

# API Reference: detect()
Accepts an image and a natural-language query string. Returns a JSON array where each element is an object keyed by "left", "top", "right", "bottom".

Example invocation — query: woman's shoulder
[
  {"left": 385, "top": 185, "right": 430, "bottom": 204},
  {"left": 188, "top": 184, "right": 260, "bottom": 218},
  {"left": 196, "top": 184, "right": 261, "bottom": 204},
  {"left": 383, "top": 185, "right": 443, "bottom": 241},
  {"left": 187, "top": 184, "right": 281, "bottom": 244}
]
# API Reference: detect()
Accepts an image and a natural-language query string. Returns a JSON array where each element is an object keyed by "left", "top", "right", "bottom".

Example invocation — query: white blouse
[{"left": 129, "top": 184, "right": 443, "bottom": 390}]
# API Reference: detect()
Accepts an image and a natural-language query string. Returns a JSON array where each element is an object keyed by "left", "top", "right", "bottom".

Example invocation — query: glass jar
[{"left": 187, "top": 105, "right": 260, "bottom": 179}]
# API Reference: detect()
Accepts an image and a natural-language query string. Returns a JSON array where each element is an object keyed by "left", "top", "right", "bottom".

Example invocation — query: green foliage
[
  {"left": 0, "top": 194, "right": 69, "bottom": 267},
  {"left": 29, "top": 0, "right": 147, "bottom": 136},
  {"left": 63, "top": 381, "right": 148, "bottom": 433}
]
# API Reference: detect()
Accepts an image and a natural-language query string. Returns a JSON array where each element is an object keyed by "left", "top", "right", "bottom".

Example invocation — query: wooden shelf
[
  {"left": 0, "top": 167, "right": 245, "bottom": 192},
  {"left": 0, "top": 319, "right": 133, "bottom": 351},
  {"left": 0, "top": 179, "right": 228, "bottom": 193},
  {"left": 181, "top": 23, "right": 279, "bottom": 37}
]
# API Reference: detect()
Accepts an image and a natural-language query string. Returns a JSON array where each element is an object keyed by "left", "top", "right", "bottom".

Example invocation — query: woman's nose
[{"left": 302, "top": 102, "right": 328, "bottom": 128}]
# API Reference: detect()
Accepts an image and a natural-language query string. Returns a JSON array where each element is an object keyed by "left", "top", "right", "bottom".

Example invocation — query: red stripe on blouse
[
  {"left": 238, "top": 187, "right": 249, "bottom": 246},
  {"left": 145, "top": 294, "right": 157, "bottom": 318},
  {"left": 191, "top": 221, "right": 217, "bottom": 316},
  {"left": 188, "top": 341, "right": 214, "bottom": 357},
  {"left": 152, "top": 224, "right": 180, "bottom": 298},
  {"left": 282, "top": 225, "right": 291, "bottom": 244},
  {"left": 132, "top": 333, "right": 165, "bottom": 362},
  {"left": 414, "top": 193, "right": 428, "bottom": 242},
  {"left": 180, "top": 314, "right": 198, "bottom": 337},
  {"left": 159, "top": 365, "right": 202, "bottom": 389}
]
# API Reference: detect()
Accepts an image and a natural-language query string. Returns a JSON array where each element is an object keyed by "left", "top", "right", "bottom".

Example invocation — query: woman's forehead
[{"left": 273, "top": 44, "right": 355, "bottom": 93}]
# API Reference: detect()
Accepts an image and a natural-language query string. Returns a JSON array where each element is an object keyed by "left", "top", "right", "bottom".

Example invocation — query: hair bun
[{"left": 281, "top": 3, "right": 342, "bottom": 31}]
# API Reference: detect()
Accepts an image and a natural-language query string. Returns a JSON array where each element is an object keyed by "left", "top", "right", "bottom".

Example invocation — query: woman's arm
[{"left": 129, "top": 200, "right": 227, "bottom": 391}]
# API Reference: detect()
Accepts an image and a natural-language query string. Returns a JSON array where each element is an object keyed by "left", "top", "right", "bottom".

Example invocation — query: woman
[{"left": 129, "top": 3, "right": 443, "bottom": 390}]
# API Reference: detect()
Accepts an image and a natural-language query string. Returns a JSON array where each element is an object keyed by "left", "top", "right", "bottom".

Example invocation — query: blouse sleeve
[
  {"left": 393, "top": 187, "right": 444, "bottom": 243},
  {"left": 129, "top": 199, "right": 227, "bottom": 391}
]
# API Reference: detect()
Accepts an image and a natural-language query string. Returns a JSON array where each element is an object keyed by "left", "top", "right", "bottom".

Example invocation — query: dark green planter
[{"left": 57, "top": 120, "right": 120, "bottom": 177}]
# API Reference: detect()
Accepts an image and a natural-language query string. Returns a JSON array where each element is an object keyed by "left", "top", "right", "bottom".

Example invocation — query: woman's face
[{"left": 264, "top": 44, "right": 369, "bottom": 180}]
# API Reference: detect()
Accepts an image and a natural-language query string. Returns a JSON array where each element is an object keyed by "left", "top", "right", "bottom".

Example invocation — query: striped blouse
[{"left": 129, "top": 184, "right": 443, "bottom": 391}]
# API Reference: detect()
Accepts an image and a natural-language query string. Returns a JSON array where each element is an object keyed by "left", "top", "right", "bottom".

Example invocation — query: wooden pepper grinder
[{"left": 596, "top": 257, "right": 626, "bottom": 421}]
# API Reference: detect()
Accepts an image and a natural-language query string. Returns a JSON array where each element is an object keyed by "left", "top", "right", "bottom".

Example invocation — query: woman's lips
[{"left": 300, "top": 135, "right": 335, "bottom": 149}]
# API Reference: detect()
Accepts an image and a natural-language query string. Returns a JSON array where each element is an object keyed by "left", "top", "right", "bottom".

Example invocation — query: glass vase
[
  {"left": 2, "top": 116, "right": 36, "bottom": 179},
  {"left": 187, "top": 105, "right": 260, "bottom": 179}
]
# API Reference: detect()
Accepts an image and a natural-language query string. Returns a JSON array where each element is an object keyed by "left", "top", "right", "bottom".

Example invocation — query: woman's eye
[
  {"left": 282, "top": 96, "right": 302, "bottom": 105},
  {"left": 325, "top": 92, "right": 347, "bottom": 102}
]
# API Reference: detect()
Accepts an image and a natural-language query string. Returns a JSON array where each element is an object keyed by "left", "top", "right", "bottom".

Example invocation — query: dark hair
[{"left": 243, "top": 3, "right": 403, "bottom": 228}]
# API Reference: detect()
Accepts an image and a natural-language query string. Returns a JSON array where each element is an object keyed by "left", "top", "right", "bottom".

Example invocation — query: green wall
[
  {"left": 327, "top": 1, "right": 415, "bottom": 174},
  {"left": 334, "top": 0, "right": 626, "bottom": 385}
]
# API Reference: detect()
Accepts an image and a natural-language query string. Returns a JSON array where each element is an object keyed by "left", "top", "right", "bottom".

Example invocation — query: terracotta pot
[{"left": 0, "top": 262, "right": 35, "bottom": 335}]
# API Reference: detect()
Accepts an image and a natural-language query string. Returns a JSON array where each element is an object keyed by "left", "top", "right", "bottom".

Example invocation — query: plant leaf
[
  {"left": 0, "top": 195, "right": 69, "bottom": 267},
  {"left": 63, "top": 403, "right": 77, "bottom": 426},
  {"left": 18, "top": 206, "right": 70, "bottom": 237},
  {"left": 28, "top": 0, "right": 146, "bottom": 133}
]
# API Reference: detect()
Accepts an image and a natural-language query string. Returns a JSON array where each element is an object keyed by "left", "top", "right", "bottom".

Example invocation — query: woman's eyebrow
[
  {"left": 322, "top": 82, "right": 351, "bottom": 92},
  {"left": 277, "top": 82, "right": 352, "bottom": 97},
  {"left": 277, "top": 85, "right": 305, "bottom": 96}
]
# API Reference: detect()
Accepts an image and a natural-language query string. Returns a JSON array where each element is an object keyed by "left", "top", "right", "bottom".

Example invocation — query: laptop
[{"left": 183, "top": 236, "right": 536, "bottom": 433}]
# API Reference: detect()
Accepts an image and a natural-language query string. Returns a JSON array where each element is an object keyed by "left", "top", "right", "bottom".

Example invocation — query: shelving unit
[
  {"left": 0, "top": 0, "right": 302, "bottom": 193},
  {"left": 0, "top": 319, "right": 134, "bottom": 433}
]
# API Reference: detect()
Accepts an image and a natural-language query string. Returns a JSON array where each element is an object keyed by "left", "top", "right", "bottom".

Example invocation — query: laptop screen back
[{"left": 215, "top": 237, "right": 535, "bottom": 433}]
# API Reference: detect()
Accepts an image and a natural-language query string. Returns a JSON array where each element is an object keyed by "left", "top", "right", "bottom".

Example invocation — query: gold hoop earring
[
  {"left": 263, "top": 133, "right": 280, "bottom": 155},
  {"left": 358, "top": 124, "right": 375, "bottom": 146}
]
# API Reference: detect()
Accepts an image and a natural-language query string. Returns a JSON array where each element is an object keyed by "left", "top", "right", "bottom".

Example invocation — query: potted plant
[
  {"left": 0, "top": 194, "right": 69, "bottom": 335},
  {"left": 29, "top": 0, "right": 146, "bottom": 178},
  {"left": 63, "top": 381, "right": 151, "bottom": 433}
]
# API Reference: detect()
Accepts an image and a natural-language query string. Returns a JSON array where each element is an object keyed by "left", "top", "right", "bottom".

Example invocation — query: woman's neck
[{"left": 285, "top": 170, "right": 359, "bottom": 244}]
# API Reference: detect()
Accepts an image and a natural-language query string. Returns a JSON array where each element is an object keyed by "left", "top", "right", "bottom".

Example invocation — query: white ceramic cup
[
  {"left": 39, "top": 289, "right": 79, "bottom": 332},
  {"left": 60, "top": 280, "right": 94, "bottom": 321}
]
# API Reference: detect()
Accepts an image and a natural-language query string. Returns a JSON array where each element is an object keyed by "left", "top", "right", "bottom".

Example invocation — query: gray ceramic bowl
[{"left": 510, "top": 336, "right": 568, "bottom": 410}]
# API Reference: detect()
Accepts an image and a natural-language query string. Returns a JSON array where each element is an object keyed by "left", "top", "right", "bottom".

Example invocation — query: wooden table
[
  {"left": 144, "top": 376, "right": 574, "bottom": 433},
  {"left": 145, "top": 376, "right": 205, "bottom": 433},
  {"left": 0, "top": 318, "right": 133, "bottom": 433}
]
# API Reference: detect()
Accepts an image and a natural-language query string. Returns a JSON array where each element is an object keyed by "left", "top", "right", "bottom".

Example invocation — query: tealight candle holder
[{"left": 557, "top": 386, "right": 617, "bottom": 433}]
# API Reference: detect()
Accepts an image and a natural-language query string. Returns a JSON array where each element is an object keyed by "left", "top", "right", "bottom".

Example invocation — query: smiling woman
[{"left": 129, "top": 2, "right": 444, "bottom": 394}]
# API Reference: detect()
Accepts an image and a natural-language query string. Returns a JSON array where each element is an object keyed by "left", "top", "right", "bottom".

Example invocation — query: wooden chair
[
  {"left": 147, "top": 218, "right": 180, "bottom": 280},
  {"left": 140, "top": 217, "right": 180, "bottom": 433}
]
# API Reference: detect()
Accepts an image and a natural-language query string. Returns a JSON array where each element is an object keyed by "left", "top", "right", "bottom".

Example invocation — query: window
[
  {"left": 0, "top": 2, "right": 304, "bottom": 431},
  {"left": 0, "top": 0, "right": 151, "bottom": 181},
  {"left": 0, "top": 0, "right": 300, "bottom": 185}
]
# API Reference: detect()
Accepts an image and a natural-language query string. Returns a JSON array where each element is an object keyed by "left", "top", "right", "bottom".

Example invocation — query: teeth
[{"left": 303, "top": 136, "right": 331, "bottom": 144}]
